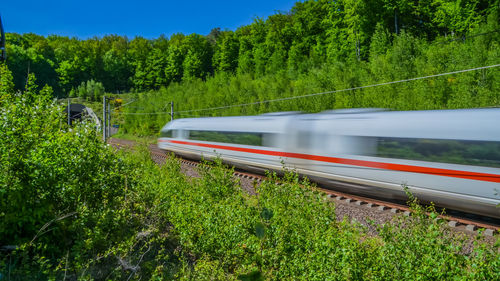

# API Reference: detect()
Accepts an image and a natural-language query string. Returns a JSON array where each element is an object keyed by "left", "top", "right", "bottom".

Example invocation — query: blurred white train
[{"left": 158, "top": 108, "right": 500, "bottom": 219}]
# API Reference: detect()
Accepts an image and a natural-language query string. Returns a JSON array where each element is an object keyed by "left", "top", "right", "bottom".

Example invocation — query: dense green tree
[
  {"left": 76, "top": 79, "right": 105, "bottom": 101},
  {"left": 103, "top": 48, "right": 131, "bottom": 92},
  {"left": 324, "top": 1, "right": 351, "bottom": 62},
  {"left": 262, "top": 13, "right": 295, "bottom": 74},
  {"left": 6, "top": 44, "right": 59, "bottom": 93},
  {"left": 369, "top": 22, "right": 392, "bottom": 59},
  {"left": 213, "top": 31, "right": 239, "bottom": 73},
  {"left": 432, "top": 0, "right": 484, "bottom": 34},
  {"left": 235, "top": 25, "right": 255, "bottom": 74},
  {"left": 207, "top": 27, "right": 222, "bottom": 45},
  {"left": 1, "top": 0, "right": 497, "bottom": 98},
  {"left": 56, "top": 57, "right": 89, "bottom": 95},
  {"left": 183, "top": 34, "right": 213, "bottom": 80},
  {"left": 30, "top": 34, "right": 56, "bottom": 62},
  {"left": 144, "top": 48, "right": 169, "bottom": 89},
  {"left": 250, "top": 18, "right": 270, "bottom": 76},
  {"left": 128, "top": 36, "right": 152, "bottom": 67},
  {"left": 164, "top": 47, "right": 186, "bottom": 84},
  {"left": 47, "top": 35, "right": 77, "bottom": 62},
  {"left": 288, "top": 0, "right": 330, "bottom": 71},
  {"left": 152, "top": 34, "right": 169, "bottom": 51}
]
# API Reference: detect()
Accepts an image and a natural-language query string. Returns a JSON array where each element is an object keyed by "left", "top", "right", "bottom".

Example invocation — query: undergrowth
[{"left": 1, "top": 65, "right": 498, "bottom": 280}]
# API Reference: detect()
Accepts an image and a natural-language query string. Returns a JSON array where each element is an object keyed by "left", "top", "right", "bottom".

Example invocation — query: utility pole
[
  {"left": 170, "top": 101, "right": 174, "bottom": 121},
  {"left": 0, "top": 15, "right": 6, "bottom": 61},
  {"left": 103, "top": 95, "right": 106, "bottom": 141}
]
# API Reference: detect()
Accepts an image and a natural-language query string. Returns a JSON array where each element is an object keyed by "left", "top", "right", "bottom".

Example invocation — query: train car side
[{"left": 158, "top": 109, "right": 500, "bottom": 219}]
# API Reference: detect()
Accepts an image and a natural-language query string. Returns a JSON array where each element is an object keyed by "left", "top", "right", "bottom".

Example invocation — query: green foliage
[
  {"left": 119, "top": 1, "right": 499, "bottom": 136},
  {"left": 0, "top": 63, "right": 15, "bottom": 101},
  {"left": 0, "top": 67, "right": 182, "bottom": 280},
  {"left": 122, "top": 20, "right": 499, "bottom": 135},
  {"left": 2, "top": 1, "right": 500, "bottom": 278},
  {"left": 371, "top": 187, "right": 500, "bottom": 280},
  {"left": 103, "top": 47, "right": 131, "bottom": 92},
  {"left": 0, "top": 66, "right": 498, "bottom": 278},
  {"left": 159, "top": 159, "right": 499, "bottom": 280},
  {"left": 183, "top": 34, "right": 213, "bottom": 80},
  {"left": 5, "top": 44, "right": 59, "bottom": 93},
  {"left": 164, "top": 44, "right": 186, "bottom": 86},
  {"left": 3, "top": 0, "right": 497, "bottom": 98},
  {"left": 75, "top": 79, "right": 105, "bottom": 101}
]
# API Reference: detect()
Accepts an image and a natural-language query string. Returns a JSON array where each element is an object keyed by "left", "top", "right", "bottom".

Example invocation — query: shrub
[
  {"left": 76, "top": 79, "right": 105, "bottom": 101},
  {"left": 1, "top": 64, "right": 498, "bottom": 279},
  {"left": 0, "top": 66, "right": 182, "bottom": 280}
]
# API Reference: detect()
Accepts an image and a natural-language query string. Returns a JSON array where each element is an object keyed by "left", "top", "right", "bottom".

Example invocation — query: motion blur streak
[{"left": 158, "top": 108, "right": 500, "bottom": 219}]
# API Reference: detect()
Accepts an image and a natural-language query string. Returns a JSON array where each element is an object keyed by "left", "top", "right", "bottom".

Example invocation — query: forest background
[
  {"left": 1, "top": 1, "right": 500, "bottom": 278},
  {"left": 3, "top": 0, "right": 500, "bottom": 135}
]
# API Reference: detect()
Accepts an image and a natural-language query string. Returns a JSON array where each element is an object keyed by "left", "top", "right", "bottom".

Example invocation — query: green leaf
[
  {"left": 260, "top": 207, "right": 273, "bottom": 221},
  {"left": 429, "top": 212, "right": 438, "bottom": 220},
  {"left": 238, "top": 270, "right": 264, "bottom": 281},
  {"left": 255, "top": 222, "right": 265, "bottom": 239}
]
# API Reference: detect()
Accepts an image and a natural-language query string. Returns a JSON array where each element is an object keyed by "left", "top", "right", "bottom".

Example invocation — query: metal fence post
[{"left": 170, "top": 101, "right": 174, "bottom": 121}]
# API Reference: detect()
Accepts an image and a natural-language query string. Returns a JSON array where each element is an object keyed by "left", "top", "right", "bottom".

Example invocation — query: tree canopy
[{"left": 3, "top": 0, "right": 498, "bottom": 97}]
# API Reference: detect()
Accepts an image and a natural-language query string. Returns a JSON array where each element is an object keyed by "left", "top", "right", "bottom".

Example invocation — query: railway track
[{"left": 109, "top": 138, "right": 499, "bottom": 237}]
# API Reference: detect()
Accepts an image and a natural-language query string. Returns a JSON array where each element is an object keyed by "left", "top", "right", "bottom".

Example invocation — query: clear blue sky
[{"left": 2, "top": 0, "right": 298, "bottom": 39}]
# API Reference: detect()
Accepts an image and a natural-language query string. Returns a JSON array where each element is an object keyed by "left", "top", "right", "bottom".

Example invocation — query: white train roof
[
  {"left": 161, "top": 113, "right": 294, "bottom": 133},
  {"left": 306, "top": 108, "right": 500, "bottom": 141},
  {"left": 161, "top": 108, "right": 500, "bottom": 141}
]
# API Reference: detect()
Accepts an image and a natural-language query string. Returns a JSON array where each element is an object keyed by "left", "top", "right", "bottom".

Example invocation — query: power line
[{"left": 120, "top": 63, "right": 500, "bottom": 116}]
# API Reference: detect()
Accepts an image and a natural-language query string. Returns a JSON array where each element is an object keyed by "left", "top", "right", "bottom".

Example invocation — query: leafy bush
[
  {"left": 155, "top": 158, "right": 500, "bottom": 280},
  {"left": 0, "top": 66, "right": 182, "bottom": 280},
  {"left": 1, "top": 64, "right": 498, "bottom": 279},
  {"left": 373, "top": 191, "right": 499, "bottom": 280},
  {"left": 69, "top": 79, "right": 105, "bottom": 101}
]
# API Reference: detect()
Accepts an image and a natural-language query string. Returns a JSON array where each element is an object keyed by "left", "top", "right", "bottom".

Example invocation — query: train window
[
  {"left": 188, "top": 130, "right": 264, "bottom": 146},
  {"left": 173, "top": 130, "right": 189, "bottom": 139},
  {"left": 160, "top": 130, "right": 173, "bottom": 138},
  {"left": 374, "top": 137, "right": 500, "bottom": 168}
]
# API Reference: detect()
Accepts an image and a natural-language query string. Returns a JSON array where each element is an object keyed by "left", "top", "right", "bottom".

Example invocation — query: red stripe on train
[{"left": 160, "top": 139, "right": 500, "bottom": 183}]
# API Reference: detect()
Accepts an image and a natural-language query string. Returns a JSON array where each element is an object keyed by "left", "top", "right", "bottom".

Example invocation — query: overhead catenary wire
[{"left": 119, "top": 63, "right": 500, "bottom": 116}]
